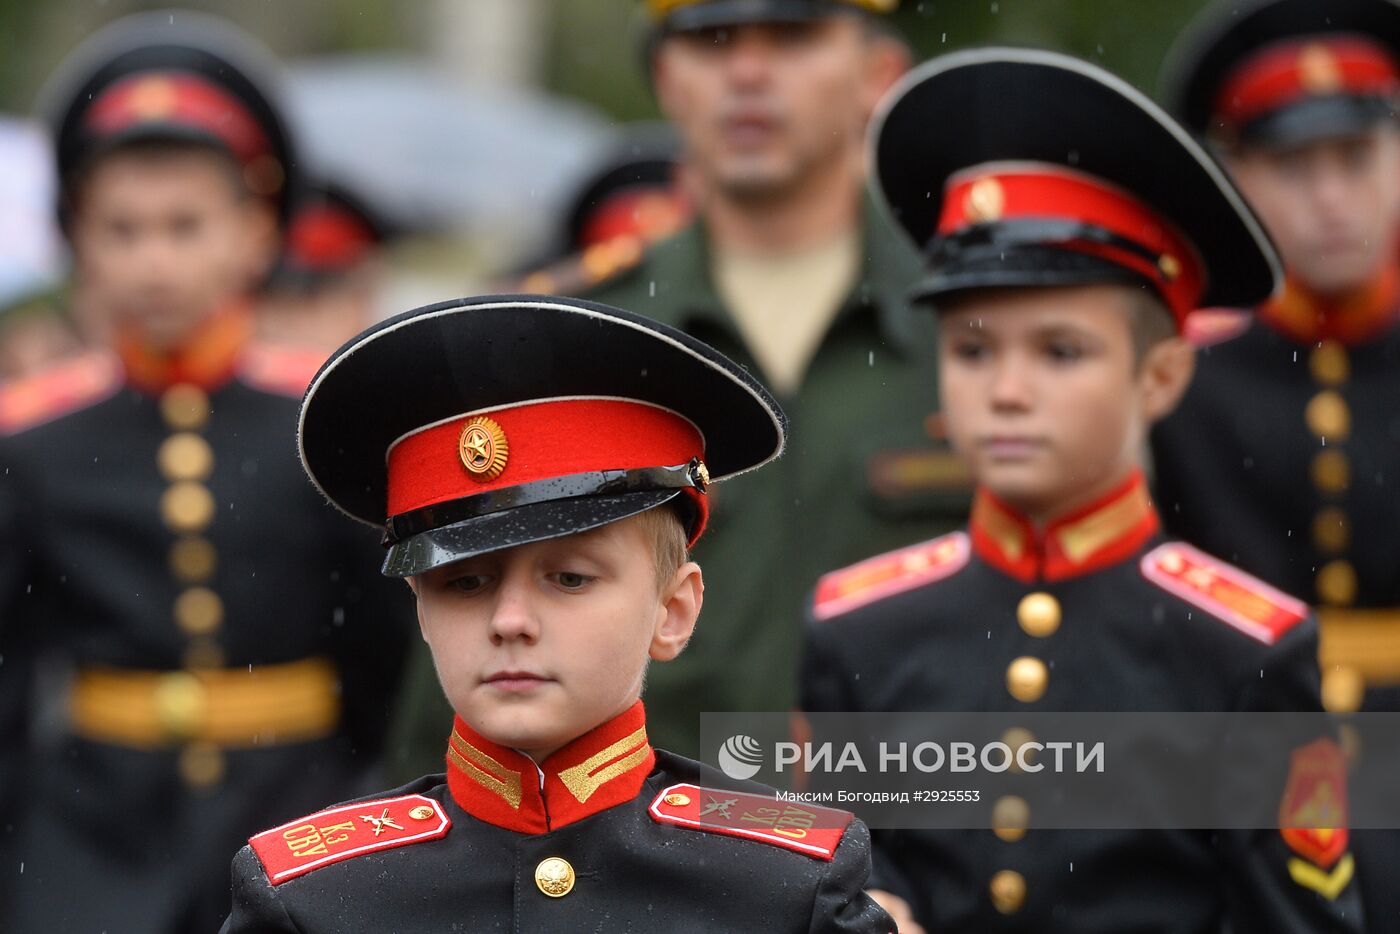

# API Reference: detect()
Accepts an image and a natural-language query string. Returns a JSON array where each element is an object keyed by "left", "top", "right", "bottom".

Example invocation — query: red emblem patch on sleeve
[
  {"left": 812, "top": 532, "right": 970, "bottom": 621},
  {"left": 1279, "top": 738, "right": 1355, "bottom": 900},
  {"left": 249, "top": 793, "right": 450, "bottom": 885},
  {"left": 649, "top": 783, "right": 852, "bottom": 861},
  {"left": 237, "top": 342, "right": 327, "bottom": 398},
  {"left": 1140, "top": 542, "right": 1308, "bottom": 645},
  {"left": 0, "top": 351, "right": 122, "bottom": 435}
]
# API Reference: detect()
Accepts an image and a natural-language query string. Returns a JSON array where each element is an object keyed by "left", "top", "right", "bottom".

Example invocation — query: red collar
[
  {"left": 970, "top": 470, "right": 1159, "bottom": 583},
  {"left": 1259, "top": 267, "right": 1400, "bottom": 346},
  {"left": 445, "top": 701, "right": 655, "bottom": 834},
  {"left": 116, "top": 304, "right": 253, "bottom": 394}
]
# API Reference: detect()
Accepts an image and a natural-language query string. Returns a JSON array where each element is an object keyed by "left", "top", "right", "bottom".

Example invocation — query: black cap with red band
[
  {"left": 40, "top": 10, "right": 297, "bottom": 226},
  {"left": 297, "top": 295, "right": 786, "bottom": 577},
  {"left": 872, "top": 47, "right": 1282, "bottom": 328},
  {"left": 1162, "top": 0, "right": 1400, "bottom": 147}
]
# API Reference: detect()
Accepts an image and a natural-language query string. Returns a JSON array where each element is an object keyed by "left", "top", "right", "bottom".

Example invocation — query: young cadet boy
[
  {"left": 1154, "top": 0, "right": 1400, "bottom": 716},
  {"left": 801, "top": 49, "right": 1364, "bottom": 933},
  {"left": 0, "top": 14, "right": 411, "bottom": 932},
  {"left": 222, "top": 295, "right": 895, "bottom": 933}
]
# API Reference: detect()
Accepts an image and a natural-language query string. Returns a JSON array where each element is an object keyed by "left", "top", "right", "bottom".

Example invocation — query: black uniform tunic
[
  {"left": 802, "top": 473, "right": 1364, "bottom": 933},
  {"left": 0, "top": 330, "right": 413, "bottom": 932},
  {"left": 223, "top": 703, "right": 893, "bottom": 933}
]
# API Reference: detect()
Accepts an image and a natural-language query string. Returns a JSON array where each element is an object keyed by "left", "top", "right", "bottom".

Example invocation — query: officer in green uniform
[{"left": 389, "top": 0, "right": 968, "bottom": 769}]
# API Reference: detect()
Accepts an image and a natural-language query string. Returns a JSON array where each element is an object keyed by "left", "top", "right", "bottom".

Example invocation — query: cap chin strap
[{"left": 381, "top": 459, "right": 708, "bottom": 546}]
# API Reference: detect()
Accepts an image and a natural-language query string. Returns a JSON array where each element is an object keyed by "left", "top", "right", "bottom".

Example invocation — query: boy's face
[
  {"left": 938, "top": 284, "right": 1193, "bottom": 520},
  {"left": 70, "top": 148, "right": 276, "bottom": 350},
  {"left": 1227, "top": 126, "right": 1400, "bottom": 299},
  {"left": 409, "top": 513, "right": 701, "bottom": 762}
]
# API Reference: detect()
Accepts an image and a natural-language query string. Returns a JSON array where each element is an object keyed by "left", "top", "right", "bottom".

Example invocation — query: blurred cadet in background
[
  {"left": 1153, "top": 1, "right": 1400, "bottom": 928},
  {"left": 257, "top": 177, "right": 397, "bottom": 352},
  {"left": 512, "top": 122, "right": 692, "bottom": 294},
  {"left": 0, "top": 116, "right": 82, "bottom": 381},
  {"left": 807, "top": 47, "right": 1361, "bottom": 933},
  {"left": 389, "top": 0, "right": 969, "bottom": 770},
  {"left": 1155, "top": 0, "right": 1400, "bottom": 716},
  {"left": 0, "top": 13, "right": 412, "bottom": 932}
]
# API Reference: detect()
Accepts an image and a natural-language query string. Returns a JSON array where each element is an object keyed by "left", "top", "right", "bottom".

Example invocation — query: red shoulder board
[
  {"left": 650, "top": 783, "right": 852, "bottom": 861},
  {"left": 812, "top": 532, "right": 969, "bottom": 622},
  {"left": 1183, "top": 307, "right": 1251, "bottom": 348},
  {"left": 249, "top": 793, "right": 450, "bottom": 885},
  {"left": 237, "top": 343, "right": 326, "bottom": 398},
  {"left": 0, "top": 351, "right": 122, "bottom": 435},
  {"left": 1140, "top": 542, "right": 1308, "bottom": 645}
]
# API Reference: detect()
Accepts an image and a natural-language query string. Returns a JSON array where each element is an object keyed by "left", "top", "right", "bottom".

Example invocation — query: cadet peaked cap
[
  {"left": 274, "top": 179, "right": 391, "bottom": 289},
  {"left": 872, "top": 47, "right": 1281, "bottom": 326},
  {"left": 298, "top": 295, "right": 787, "bottom": 577},
  {"left": 40, "top": 10, "right": 297, "bottom": 225},
  {"left": 1162, "top": 0, "right": 1400, "bottom": 147}
]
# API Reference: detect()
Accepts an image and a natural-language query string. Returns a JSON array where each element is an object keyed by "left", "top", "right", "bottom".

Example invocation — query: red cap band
[
  {"left": 387, "top": 398, "right": 708, "bottom": 542},
  {"left": 1215, "top": 37, "right": 1400, "bottom": 129},
  {"left": 938, "top": 163, "right": 1204, "bottom": 324},
  {"left": 83, "top": 72, "right": 272, "bottom": 165},
  {"left": 287, "top": 205, "right": 377, "bottom": 270}
]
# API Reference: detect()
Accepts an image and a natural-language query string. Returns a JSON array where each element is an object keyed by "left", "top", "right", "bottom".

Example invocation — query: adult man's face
[
  {"left": 1227, "top": 125, "right": 1400, "bottom": 298},
  {"left": 652, "top": 16, "right": 899, "bottom": 201}
]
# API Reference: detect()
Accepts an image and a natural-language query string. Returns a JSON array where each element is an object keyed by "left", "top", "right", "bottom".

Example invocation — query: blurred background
[{"left": 0, "top": 0, "right": 1216, "bottom": 320}]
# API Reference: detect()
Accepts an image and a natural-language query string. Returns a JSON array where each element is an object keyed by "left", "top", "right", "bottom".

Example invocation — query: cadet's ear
[
  {"left": 859, "top": 32, "right": 911, "bottom": 120},
  {"left": 1138, "top": 336, "right": 1196, "bottom": 424},
  {"left": 650, "top": 561, "right": 702, "bottom": 662}
]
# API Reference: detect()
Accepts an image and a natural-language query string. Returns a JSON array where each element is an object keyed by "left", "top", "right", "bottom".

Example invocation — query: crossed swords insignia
[
  {"left": 360, "top": 808, "right": 404, "bottom": 837},
  {"left": 700, "top": 796, "right": 738, "bottom": 819}
]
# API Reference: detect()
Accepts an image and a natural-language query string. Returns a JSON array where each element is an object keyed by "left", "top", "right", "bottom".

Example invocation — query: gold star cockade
[{"left": 458, "top": 416, "right": 510, "bottom": 481}]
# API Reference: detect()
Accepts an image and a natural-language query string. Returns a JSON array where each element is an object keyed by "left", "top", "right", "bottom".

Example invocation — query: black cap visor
[
  {"left": 661, "top": 0, "right": 857, "bottom": 33},
  {"left": 384, "top": 489, "right": 683, "bottom": 577},
  {"left": 1231, "top": 93, "right": 1398, "bottom": 148},
  {"left": 909, "top": 243, "right": 1152, "bottom": 310}
]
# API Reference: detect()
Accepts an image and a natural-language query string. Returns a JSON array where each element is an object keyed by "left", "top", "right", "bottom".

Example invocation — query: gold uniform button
[
  {"left": 161, "top": 482, "right": 216, "bottom": 533},
  {"left": 409, "top": 805, "right": 435, "bottom": 821},
  {"left": 1006, "top": 657, "right": 1048, "bottom": 703},
  {"left": 989, "top": 869, "right": 1027, "bottom": 914},
  {"left": 1311, "top": 450, "right": 1350, "bottom": 494},
  {"left": 157, "top": 432, "right": 214, "bottom": 482},
  {"left": 992, "top": 795, "right": 1030, "bottom": 843},
  {"left": 160, "top": 383, "right": 210, "bottom": 430},
  {"left": 179, "top": 741, "right": 225, "bottom": 788},
  {"left": 1002, "top": 727, "right": 1037, "bottom": 773},
  {"left": 1321, "top": 665, "right": 1365, "bottom": 714},
  {"left": 182, "top": 638, "right": 225, "bottom": 670},
  {"left": 1017, "top": 593, "right": 1061, "bottom": 638},
  {"left": 1317, "top": 560, "right": 1358, "bottom": 607},
  {"left": 534, "top": 856, "right": 576, "bottom": 898},
  {"left": 174, "top": 587, "right": 224, "bottom": 635},
  {"left": 1312, "top": 508, "right": 1351, "bottom": 555},
  {"left": 1305, "top": 391, "right": 1350, "bottom": 441},
  {"left": 1310, "top": 340, "right": 1350, "bottom": 386},
  {"left": 170, "top": 537, "right": 217, "bottom": 583},
  {"left": 664, "top": 793, "right": 691, "bottom": 807},
  {"left": 155, "top": 671, "right": 206, "bottom": 739}
]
